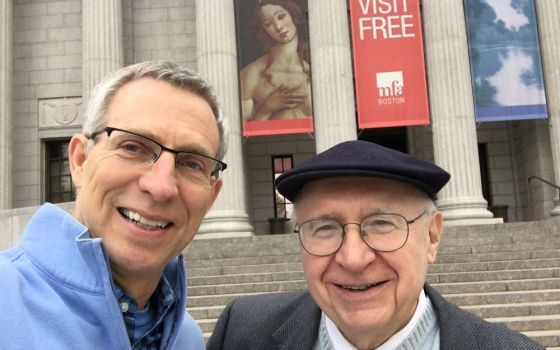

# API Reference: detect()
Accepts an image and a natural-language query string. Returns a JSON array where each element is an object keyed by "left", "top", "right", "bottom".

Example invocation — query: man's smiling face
[
  {"left": 296, "top": 176, "right": 442, "bottom": 349},
  {"left": 69, "top": 77, "right": 222, "bottom": 281}
]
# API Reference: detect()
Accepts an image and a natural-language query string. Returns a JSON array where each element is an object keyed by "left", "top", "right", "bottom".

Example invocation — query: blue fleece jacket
[{"left": 0, "top": 203, "right": 205, "bottom": 349}]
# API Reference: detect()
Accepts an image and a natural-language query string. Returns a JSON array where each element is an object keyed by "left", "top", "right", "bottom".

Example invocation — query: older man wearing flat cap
[{"left": 207, "top": 140, "right": 543, "bottom": 350}]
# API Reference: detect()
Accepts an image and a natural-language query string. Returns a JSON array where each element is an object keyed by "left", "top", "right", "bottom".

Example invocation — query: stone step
[
  {"left": 437, "top": 241, "right": 560, "bottom": 256},
  {"left": 188, "top": 280, "right": 307, "bottom": 297},
  {"left": 441, "top": 221, "right": 559, "bottom": 240},
  {"left": 189, "top": 262, "right": 303, "bottom": 277},
  {"left": 436, "top": 278, "right": 560, "bottom": 294},
  {"left": 188, "top": 305, "right": 224, "bottom": 320},
  {"left": 429, "top": 257, "right": 560, "bottom": 274},
  {"left": 198, "top": 318, "right": 219, "bottom": 334},
  {"left": 185, "top": 235, "right": 300, "bottom": 260},
  {"left": 188, "top": 291, "right": 277, "bottom": 308},
  {"left": 463, "top": 301, "right": 560, "bottom": 318},
  {"left": 470, "top": 241, "right": 560, "bottom": 254},
  {"left": 443, "top": 289, "right": 560, "bottom": 306},
  {"left": 188, "top": 266, "right": 224, "bottom": 277},
  {"left": 189, "top": 271, "right": 304, "bottom": 286},
  {"left": 428, "top": 267, "right": 560, "bottom": 284},
  {"left": 523, "top": 330, "right": 560, "bottom": 348},
  {"left": 186, "top": 253, "right": 301, "bottom": 269},
  {"left": 439, "top": 233, "right": 560, "bottom": 247},
  {"left": 535, "top": 249, "right": 560, "bottom": 259},
  {"left": 488, "top": 314, "right": 560, "bottom": 332},
  {"left": 436, "top": 248, "right": 560, "bottom": 264}
]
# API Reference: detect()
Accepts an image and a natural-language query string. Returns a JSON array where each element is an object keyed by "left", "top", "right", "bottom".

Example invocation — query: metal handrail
[{"left": 527, "top": 176, "right": 560, "bottom": 221}]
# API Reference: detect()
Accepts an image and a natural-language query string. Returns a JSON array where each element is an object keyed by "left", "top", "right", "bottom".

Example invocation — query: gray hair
[{"left": 81, "top": 61, "right": 228, "bottom": 160}]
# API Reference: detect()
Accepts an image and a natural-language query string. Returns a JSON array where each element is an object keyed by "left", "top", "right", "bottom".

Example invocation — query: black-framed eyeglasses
[
  {"left": 294, "top": 211, "right": 425, "bottom": 257},
  {"left": 89, "top": 126, "right": 227, "bottom": 187}
]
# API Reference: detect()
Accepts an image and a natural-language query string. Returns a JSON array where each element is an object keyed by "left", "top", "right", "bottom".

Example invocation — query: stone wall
[
  {"left": 12, "top": 0, "right": 82, "bottom": 208},
  {"left": 0, "top": 202, "right": 73, "bottom": 251},
  {"left": 127, "top": 0, "right": 196, "bottom": 68}
]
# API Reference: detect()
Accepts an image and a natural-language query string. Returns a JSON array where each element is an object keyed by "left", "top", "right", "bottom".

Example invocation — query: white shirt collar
[{"left": 324, "top": 289, "right": 428, "bottom": 350}]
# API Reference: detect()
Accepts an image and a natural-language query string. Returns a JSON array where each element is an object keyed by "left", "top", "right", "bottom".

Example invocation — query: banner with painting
[
  {"left": 464, "top": 0, "right": 548, "bottom": 122},
  {"left": 348, "top": 0, "right": 430, "bottom": 128},
  {"left": 234, "top": 0, "right": 314, "bottom": 137}
]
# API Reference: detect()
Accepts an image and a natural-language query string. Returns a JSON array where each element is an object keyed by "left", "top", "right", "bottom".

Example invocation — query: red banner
[
  {"left": 242, "top": 117, "right": 313, "bottom": 137},
  {"left": 349, "top": 0, "right": 429, "bottom": 128}
]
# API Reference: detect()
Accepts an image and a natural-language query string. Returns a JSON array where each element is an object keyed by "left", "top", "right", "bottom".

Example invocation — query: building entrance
[{"left": 358, "top": 127, "right": 408, "bottom": 154}]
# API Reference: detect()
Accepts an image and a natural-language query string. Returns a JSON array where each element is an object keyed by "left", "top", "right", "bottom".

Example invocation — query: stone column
[
  {"left": 423, "top": 0, "right": 500, "bottom": 225},
  {"left": 536, "top": 0, "right": 560, "bottom": 217},
  {"left": 308, "top": 0, "right": 357, "bottom": 152},
  {"left": 0, "top": 0, "right": 12, "bottom": 210},
  {"left": 82, "top": 0, "right": 124, "bottom": 107},
  {"left": 195, "top": 0, "right": 253, "bottom": 237}
]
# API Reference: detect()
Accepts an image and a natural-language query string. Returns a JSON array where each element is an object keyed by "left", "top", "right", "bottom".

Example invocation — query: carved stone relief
[{"left": 39, "top": 97, "right": 82, "bottom": 129}]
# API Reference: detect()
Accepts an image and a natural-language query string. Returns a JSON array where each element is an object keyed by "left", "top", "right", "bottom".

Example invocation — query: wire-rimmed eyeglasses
[
  {"left": 89, "top": 126, "right": 226, "bottom": 187},
  {"left": 294, "top": 211, "right": 425, "bottom": 257}
]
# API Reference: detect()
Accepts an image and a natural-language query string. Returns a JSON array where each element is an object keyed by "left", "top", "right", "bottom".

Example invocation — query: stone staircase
[{"left": 184, "top": 220, "right": 560, "bottom": 349}]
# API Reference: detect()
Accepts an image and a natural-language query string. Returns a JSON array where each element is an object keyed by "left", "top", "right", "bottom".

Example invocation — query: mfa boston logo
[{"left": 376, "top": 71, "right": 405, "bottom": 105}]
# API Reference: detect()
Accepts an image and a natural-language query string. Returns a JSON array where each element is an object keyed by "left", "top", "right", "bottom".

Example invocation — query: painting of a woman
[{"left": 239, "top": 0, "right": 313, "bottom": 123}]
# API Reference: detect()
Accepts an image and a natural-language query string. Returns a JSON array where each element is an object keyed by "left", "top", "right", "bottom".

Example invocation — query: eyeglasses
[
  {"left": 294, "top": 211, "right": 425, "bottom": 256},
  {"left": 89, "top": 127, "right": 227, "bottom": 187}
]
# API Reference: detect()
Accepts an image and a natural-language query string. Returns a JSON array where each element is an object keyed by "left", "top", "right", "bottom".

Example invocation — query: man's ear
[
  {"left": 69, "top": 134, "right": 89, "bottom": 188},
  {"left": 206, "top": 178, "right": 223, "bottom": 213},
  {"left": 427, "top": 211, "right": 443, "bottom": 264}
]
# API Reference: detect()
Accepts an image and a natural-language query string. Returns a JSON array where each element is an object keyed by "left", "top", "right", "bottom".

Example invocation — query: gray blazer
[{"left": 207, "top": 284, "right": 544, "bottom": 350}]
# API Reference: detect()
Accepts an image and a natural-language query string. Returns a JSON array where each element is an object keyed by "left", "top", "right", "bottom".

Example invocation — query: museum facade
[{"left": 1, "top": 0, "right": 559, "bottom": 238}]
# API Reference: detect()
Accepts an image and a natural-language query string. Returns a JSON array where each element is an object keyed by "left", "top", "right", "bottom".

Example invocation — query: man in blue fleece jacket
[{"left": 0, "top": 61, "right": 227, "bottom": 349}]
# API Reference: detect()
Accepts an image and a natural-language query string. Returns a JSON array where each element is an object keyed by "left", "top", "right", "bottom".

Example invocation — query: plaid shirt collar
[{"left": 113, "top": 277, "right": 177, "bottom": 349}]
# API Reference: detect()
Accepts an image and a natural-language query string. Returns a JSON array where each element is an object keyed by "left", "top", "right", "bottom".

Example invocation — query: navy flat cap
[{"left": 275, "top": 140, "right": 450, "bottom": 202}]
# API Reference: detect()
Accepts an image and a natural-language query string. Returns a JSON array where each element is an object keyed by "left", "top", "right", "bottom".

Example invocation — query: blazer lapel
[
  {"left": 424, "top": 284, "right": 479, "bottom": 350},
  {"left": 272, "top": 292, "right": 322, "bottom": 350}
]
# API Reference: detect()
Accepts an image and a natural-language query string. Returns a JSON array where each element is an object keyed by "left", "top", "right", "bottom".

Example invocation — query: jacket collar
[
  {"left": 424, "top": 283, "right": 478, "bottom": 350},
  {"left": 18, "top": 203, "right": 107, "bottom": 293},
  {"left": 272, "top": 291, "right": 322, "bottom": 350}
]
